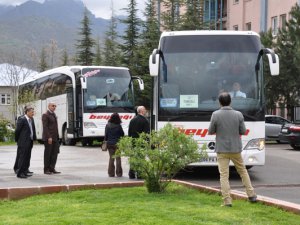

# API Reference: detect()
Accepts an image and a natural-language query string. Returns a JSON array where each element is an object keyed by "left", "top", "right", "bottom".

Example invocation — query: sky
[{"left": 0, "top": 0, "right": 146, "bottom": 19}]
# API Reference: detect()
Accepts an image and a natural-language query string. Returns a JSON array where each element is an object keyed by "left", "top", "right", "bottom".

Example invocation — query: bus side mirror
[
  {"left": 149, "top": 49, "right": 159, "bottom": 76},
  {"left": 132, "top": 76, "right": 144, "bottom": 91},
  {"left": 267, "top": 53, "right": 279, "bottom": 76},
  {"left": 80, "top": 76, "right": 87, "bottom": 89}
]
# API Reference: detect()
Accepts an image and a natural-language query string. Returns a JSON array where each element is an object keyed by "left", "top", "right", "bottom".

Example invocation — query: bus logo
[{"left": 89, "top": 114, "right": 133, "bottom": 120}]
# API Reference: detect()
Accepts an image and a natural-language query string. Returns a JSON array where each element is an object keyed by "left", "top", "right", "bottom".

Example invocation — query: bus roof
[
  {"left": 160, "top": 30, "right": 260, "bottom": 38},
  {"left": 20, "top": 65, "right": 129, "bottom": 85}
]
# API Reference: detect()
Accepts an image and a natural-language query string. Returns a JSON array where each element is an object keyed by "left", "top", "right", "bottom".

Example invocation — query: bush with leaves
[
  {"left": 0, "top": 118, "right": 14, "bottom": 142},
  {"left": 117, "top": 123, "right": 206, "bottom": 193}
]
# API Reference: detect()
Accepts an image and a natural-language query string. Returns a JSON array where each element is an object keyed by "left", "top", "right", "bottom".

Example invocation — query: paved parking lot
[{"left": 0, "top": 144, "right": 134, "bottom": 188}]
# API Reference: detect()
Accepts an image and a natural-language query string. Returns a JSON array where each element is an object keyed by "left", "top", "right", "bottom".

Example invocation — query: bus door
[{"left": 66, "top": 86, "right": 75, "bottom": 136}]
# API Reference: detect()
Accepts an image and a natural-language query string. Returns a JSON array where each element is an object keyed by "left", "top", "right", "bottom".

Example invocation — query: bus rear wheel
[{"left": 63, "top": 127, "right": 76, "bottom": 146}]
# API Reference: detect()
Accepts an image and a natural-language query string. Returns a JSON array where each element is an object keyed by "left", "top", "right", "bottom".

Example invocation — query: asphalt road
[
  {"left": 175, "top": 143, "right": 300, "bottom": 204},
  {"left": 1, "top": 143, "right": 300, "bottom": 205}
]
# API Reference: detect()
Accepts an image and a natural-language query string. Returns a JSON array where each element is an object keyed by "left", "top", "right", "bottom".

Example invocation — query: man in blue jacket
[{"left": 208, "top": 92, "right": 257, "bottom": 207}]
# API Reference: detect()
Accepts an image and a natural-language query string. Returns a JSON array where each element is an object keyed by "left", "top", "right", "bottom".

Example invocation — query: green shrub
[
  {"left": 117, "top": 123, "right": 206, "bottom": 193},
  {"left": 0, "top": 119, "right": 15, "bottom": 142}
]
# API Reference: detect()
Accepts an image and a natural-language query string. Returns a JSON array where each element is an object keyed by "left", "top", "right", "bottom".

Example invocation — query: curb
[
  {"left": 173, "top": 180, "right": 300, "bottom": 215},
  {"left": 1, "top": 180, "right": 300, "bottom": 215}
]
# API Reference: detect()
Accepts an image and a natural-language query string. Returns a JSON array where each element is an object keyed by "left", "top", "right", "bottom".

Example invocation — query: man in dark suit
[
  {"left": 128, "top": 106, "right": 150, "bottom": 179},
  {"left": 208, "top": 92, "right": 257, "bottom": 207},
  {"left": 15, "top": 106, "right": 36, "bottom": 178},
  {"left": 42, "top": 102, "right": 61, "bottom": 175}
]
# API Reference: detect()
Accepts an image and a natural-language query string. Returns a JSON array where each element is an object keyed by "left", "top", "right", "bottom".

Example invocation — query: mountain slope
[{"left": 0, "top": 0, "right": 124, "bottom": 67}]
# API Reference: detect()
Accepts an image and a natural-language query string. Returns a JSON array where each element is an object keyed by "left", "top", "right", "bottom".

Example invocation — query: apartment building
[
  {"left": 228, "top": 0, "right": 300, "bottom": 34},
  {"left": 157, "top": 0, "right": 300, "bottom": 33}
]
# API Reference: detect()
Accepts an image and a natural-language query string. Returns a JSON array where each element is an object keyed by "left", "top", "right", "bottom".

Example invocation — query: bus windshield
[
  {"left": 158, "top": 35, "right": 264, "bottom": 121},
  {"left": 82, "top": 68, "right": 134, "bottom": 112}
]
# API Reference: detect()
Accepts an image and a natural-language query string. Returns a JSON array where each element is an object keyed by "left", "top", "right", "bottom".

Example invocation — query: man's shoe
[
  {"left": 50, "top": 169, "right": 61, "bottom": 174},
  {"left": 24, "top": 173, "right": 32, "bottom": 177},
  {"left": 26, "top": 170, "right": 34, "bottom": 174},
  {"left": 17, "top": 173, "right": 28, "bottom": 179},
  {"left": 14, "top": 169, "right": 19, "bottom": 174},
  {"left": 248, "top": 195, "right": 257, "bottom": 203},
  {"left": 44, "top": 170, "right": 52, "bottom": 175}
]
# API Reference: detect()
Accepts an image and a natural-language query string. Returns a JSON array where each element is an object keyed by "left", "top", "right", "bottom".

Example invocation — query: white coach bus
[
  {"left": 149, "top": 30, "right": 279, "bottom": 168},
  {"left": 18, "top": 66, "right": 144, "bottom": 146}
]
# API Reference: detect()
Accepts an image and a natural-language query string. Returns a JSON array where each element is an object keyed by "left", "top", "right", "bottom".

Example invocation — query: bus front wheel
[{"left": 63, "top": 127, "right": 76, "bottom": 146}]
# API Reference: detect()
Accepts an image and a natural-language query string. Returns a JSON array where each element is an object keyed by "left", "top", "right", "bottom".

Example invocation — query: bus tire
[{"left": 62, "top": 126, "right": 76, "bottom": 146}]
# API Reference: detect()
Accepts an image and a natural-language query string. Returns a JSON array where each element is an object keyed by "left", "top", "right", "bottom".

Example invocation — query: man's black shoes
[
  {"left": 26, "top": 170, "right": 34, "bottom": 174},
  {"left": 248, "top": 195, "right": 257, "bottom": 203},
  {"left": 17, "top": 173, "right": 28, "bottom": 179}
]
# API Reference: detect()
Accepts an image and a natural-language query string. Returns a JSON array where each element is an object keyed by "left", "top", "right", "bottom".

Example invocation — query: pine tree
[
  {"left": 161, "top": 0, "right": 184, "bottom": 31},
  {"left": 60, "top": 48, "right": 69, "bottom": 66},
  {"left": 135, "top": 0, "right": 161, "bottom": 107},
  {"left": 180, "top": 0, "right": 203, "bottom": 30},
  {"left": 38, "top": 47, "right": 48, "bottom": 72},
  {"left": 75, "top": 8, "right": 95, "bottom": 66},
  {"left": 94, "top": 37, "right": 102, "bottom": 65},
  {"left": 103, "top": 8, "right": 121, "bottom": 66},
  {"left": 119, "top": 0, "right": 142, "bottom": 75},
  {"left": 272, "top": 4, "right": 300, "bottom": 119}
]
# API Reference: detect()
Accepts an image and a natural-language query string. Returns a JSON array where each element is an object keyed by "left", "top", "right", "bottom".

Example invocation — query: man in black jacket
[
  {"left": 128, "top": 106, "right": 150, "bottom": 179},
  {"left": 15, "top": 106, "right": 36, "bottom": 178}
]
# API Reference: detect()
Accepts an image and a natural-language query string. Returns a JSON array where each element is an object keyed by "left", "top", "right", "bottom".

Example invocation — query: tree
[
  {"left": 0, "top": 54, "right": 35, "bottom": 124},
  {"left": 180, "top": 0, "right": 204, "bottom": 30},
  {"left": 38, "top": 47, "right": 48, "bottom": 72},
  {"left": 119, "top": 0, "right": 142, "bottom": 75},
  {"left": 135, "top": 0, "right": 161, "bottom": 107},
  {"left": 117, "top": 123, "right": 203, "bottom": 193},
  {"left": 161, "top": 0, "right": 184, "bottom": 31},
  {"left": 60, "top": 48, "right": 69, "bottom": 66},
  {"left": 260, "top": 29, "right": 278, "bottom": 114},
  {"left": 94, "top": 37, "right": 102, "bottom": 65},
  {"left": 75, "top": 8, "right": 95, "bottom": 66},
  {"left": 273, "top": 4, "right": 300, "bottom": 119},
  {"left": 47, "top": 39, "right": 58, "bottom": 68},
  {"left": 103, "top": 4, "right": 122, "bottom": 66}
]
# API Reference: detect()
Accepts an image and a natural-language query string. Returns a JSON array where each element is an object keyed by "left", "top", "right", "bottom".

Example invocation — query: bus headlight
[
  {"left": 244, "top": 138, "right": 265, "bottom": 151},
  {"left": 84, "top": 122, "right": 97, "bottom": 128}
]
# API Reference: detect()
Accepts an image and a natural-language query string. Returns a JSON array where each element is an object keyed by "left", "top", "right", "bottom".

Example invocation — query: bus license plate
[{"left": 203, "top": 157, "right": 217, "bottom": 163}]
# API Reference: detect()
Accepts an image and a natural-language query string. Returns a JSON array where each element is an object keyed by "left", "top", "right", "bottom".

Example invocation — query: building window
[
  {"left": 233, "top": 25, "right": 238, "bottom": 30},
  {"left": 233, "top": 0, "right": 239, "bottom": 4},
  {"left": 271, "top": 16, "right": 278, "bottom": 36},
  {"left": 0, "top": 94, "right": 11, "bottom": 105},
  {"left": 280, "top": 14, "right": 287, "bottom": 30},
  {"left": 246, "top": 22, "right": 251, "bottom": 30}
]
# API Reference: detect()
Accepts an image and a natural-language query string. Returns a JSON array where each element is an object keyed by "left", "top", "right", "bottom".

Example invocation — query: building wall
[
  {"left": 0, "top": 86, "right": 15, "bottom": 125},
  {"left": 228, "top": 0, "right": 298, "bottom": 33}
]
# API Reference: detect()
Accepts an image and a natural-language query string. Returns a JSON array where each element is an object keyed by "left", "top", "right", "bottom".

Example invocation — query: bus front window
[
  {"left": 158, "top": 35, "right": 263, "bottom": 121},
  {"left": 82, "top": 68, "right": 134, "bottom": 113}
]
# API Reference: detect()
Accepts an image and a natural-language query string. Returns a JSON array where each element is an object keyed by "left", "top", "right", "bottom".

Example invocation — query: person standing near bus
[
  {"left": 128, "top": 106, "right": 150, "bottom": 179},
  {"left": 104, "top": 113, "right": 124, "bottom": 177},
  {"left": 42, "top": 102, "right": 61, "bottom": 175},
  {"left": 208, "top": 92, "right": 257, "bottom": 207},
  {"left": 15, "top": 106, "right": 36, "bottom": 178}
]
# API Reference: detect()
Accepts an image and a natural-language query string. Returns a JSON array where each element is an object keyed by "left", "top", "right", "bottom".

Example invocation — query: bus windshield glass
[
  {"left": 158, "top": 35, "right": 264, "bottom": 121},
  {"left": 82, "top": 68, "right": 134, "bottom": 112}
]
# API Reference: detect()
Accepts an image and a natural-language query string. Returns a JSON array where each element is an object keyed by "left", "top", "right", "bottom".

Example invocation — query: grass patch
[{"left": 0, "top": 184, "right": 299, "bottom": 225}]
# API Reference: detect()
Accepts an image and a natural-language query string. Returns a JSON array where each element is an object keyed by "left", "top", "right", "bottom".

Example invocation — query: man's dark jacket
[
  {"left": 42, "top": 111, "right": 59, "bottom": 141},
  {"left": 128, "top": 115, "right": 150, "bottom": 138},
  {"left": 15, "top": 115, "right": 37, "bottom": 146}
]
